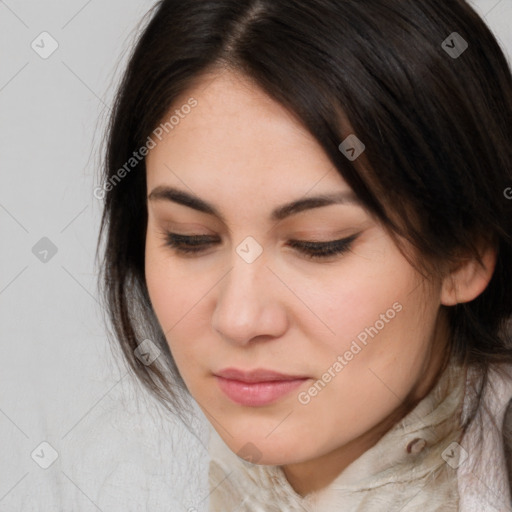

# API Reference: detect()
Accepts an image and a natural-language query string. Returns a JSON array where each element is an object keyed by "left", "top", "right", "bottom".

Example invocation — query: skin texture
[{"left": 144, "top": 69, "right": 496, "bottom": 496}]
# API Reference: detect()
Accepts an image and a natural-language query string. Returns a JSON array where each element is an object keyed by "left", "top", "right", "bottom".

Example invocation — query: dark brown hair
[{"left": 96, "top": 0, "right": 512, "bottom": 419}]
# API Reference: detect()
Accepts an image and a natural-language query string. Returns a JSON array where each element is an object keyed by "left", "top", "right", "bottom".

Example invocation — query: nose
[{"left": 211, "top": 252, "right": 289, "bottom": 346}]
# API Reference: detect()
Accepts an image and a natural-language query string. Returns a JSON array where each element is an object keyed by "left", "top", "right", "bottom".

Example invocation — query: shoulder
[{"left": 457, "top": 361, "right": 512, "bottom": 512}]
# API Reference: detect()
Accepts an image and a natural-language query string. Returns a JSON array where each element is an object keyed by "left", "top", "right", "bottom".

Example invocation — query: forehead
[{"left": 146, "top": 69, "right": 350, "bottom": 198}]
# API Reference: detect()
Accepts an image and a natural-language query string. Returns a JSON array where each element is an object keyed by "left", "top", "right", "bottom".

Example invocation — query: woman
[{"left": 96, "top": 0, "right": 512, "bottom": 510}]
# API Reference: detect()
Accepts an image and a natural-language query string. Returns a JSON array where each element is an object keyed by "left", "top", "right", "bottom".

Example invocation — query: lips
[
  {"left": 214, "top": 368, "right": 310, "bottom": 406},
  {"left": 214, "top": 367, "right": 309, "bottom": 383}
]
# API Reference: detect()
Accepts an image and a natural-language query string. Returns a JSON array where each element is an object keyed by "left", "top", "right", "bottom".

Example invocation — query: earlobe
[{"left": 440, "top": 243, "right": 497, "bottom": 306}]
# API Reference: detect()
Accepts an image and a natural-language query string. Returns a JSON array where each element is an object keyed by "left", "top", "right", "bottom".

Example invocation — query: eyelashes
[
  {"left": 286, "top": 234, "right": 358, "bottom": 259},
  {"left": 161, "top": 232, "right": 359, "bottom": 261}
]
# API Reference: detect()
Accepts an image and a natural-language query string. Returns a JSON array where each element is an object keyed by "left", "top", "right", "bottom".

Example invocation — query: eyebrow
[{"left": 147, "top": 185, "right": 361, "bottom": 223}]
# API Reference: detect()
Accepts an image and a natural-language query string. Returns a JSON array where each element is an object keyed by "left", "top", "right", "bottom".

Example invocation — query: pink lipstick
[{"left": 214, "top": 368, "right": 309, "bottom": 406}]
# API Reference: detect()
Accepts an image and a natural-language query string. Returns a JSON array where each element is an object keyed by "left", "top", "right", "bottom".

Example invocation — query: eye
[
  {"left": 285, "top": 233, "right": 358, "bottom": 260},
  {"left": 162, "top": 233, "right": 220, "bottom": 255},
  {"left": 161, "top": 232, "right": 358, "bottom": 260}
]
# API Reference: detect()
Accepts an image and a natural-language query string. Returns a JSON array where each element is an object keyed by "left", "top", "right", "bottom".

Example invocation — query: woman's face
[{"left": 144, "top": 69, "right": 448, "bottom": 490}]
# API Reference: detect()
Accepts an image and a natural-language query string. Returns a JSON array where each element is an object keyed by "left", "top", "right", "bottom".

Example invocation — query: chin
[{"left": 227, "top": 434, "right": 311, "bottom": 466}]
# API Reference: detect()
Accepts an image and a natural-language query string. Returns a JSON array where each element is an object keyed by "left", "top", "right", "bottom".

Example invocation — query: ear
[{"left": 441, "top": 239, "right": 497, "bottom": 306}]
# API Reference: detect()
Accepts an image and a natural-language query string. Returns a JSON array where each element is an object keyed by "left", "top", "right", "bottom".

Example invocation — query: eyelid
[
  {"left": 160, "top": 231, "right": 355, "bottom": 244},
  {"left": 160, "top": 230, "right": 360, "bottom": 260}
]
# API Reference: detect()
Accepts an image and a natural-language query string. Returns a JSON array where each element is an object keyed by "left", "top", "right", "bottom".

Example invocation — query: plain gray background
[{"left": 0, "top": 1, "right": 511, "bottom": 510}]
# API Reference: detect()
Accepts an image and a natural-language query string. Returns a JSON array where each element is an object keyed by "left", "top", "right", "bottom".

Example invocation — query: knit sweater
[{"left": 208, "top": 359, "right": 512, "bottom": 511}]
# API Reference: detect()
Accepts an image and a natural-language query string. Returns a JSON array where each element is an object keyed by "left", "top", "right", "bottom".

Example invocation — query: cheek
[
  {"left": 313, "top": 279, "right": 438, "bottom": 423},
  {"left": 144, "top": 238, "right": 216, "bottom": 376},
  {"left": 145, "top": 239, "right": 192, "bottom": 343},
  {"left": 310, "top": 244, "right": 420, "bottom": 359},
  {"left": 292, "top": 294, "right": 438, "bottom": 461},
  {"left": 306, "top": 247, "right": 438, "bottom": 404},
  {"left": 145, "top": 239, "right": 173, "bottom": 324}
]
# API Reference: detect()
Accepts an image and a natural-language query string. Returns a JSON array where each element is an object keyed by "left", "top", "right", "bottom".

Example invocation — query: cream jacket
[{"left": 209, "top": 359, "right": 512, "bottom": 511}]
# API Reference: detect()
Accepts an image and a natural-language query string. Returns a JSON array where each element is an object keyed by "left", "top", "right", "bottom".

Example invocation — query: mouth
[
  {"left": 214, "top": 367, "right": 309, "bottom": 382},
  {"left": 213, "top": 368, "right": 310, "bottom": 406}
]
